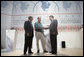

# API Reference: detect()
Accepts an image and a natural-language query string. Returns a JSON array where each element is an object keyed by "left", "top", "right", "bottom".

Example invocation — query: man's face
[
  {"left": 49, "top": 16, "right": 53, "bottom": 21},
  {"left": 38, "top": 18, "right": 41, "bottom": 22},
  {"left": 30, "top": 17, "right": 33, "bottom": 22}
]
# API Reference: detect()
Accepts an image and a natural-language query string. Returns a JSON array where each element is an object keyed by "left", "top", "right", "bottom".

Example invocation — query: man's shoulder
[
  {"left": 53, "top": 19, "right": 58, "bottom": 23},
  {"left": 53, "top": 19, "right": 57, "bottom": 21},
  {"left": 25, "top": 21, "right": 30, "bottom": 23},
  {"left": 25, "top": 21, "right": 27, "bottom": 22}
]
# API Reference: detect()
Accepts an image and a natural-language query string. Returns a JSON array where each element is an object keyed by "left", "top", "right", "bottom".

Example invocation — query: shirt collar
[
  {"left": 28, "top": 20, "right": 32, "bottom": 23},
  {"left": 37, "top": 21, "right": 41, "bottom": 24},
  {"left": 51, "top": 19, "right": 54, "bottom": 22}
]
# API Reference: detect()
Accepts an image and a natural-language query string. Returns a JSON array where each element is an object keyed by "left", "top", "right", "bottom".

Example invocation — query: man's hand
[
  {"left": 42, "top": 27, "right": 46, "bottom": 29},
  {"left": 42, "top": 26, "right": 48, "bottom": 29},
  {"left": 27, "top": 33, "right": 29, "bottom": 36},
  {"left": 52, "top": 32, "right": 58, "bottom": 35},
  {"left": 52, "top": 32, "right": 56, "bottom": 35}
]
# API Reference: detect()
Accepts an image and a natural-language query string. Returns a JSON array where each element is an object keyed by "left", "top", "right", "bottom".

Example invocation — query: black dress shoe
[
  {"left": 49, "top": 51, "right": 52, "bottom": 53},
  {"left": 28, "top": 51, "right": 33, "bottom": 54},
  {"left": 37, "top": 50, "right": 39, "bottom": 53},
  {"left": 52, "top": 52, "right": 57, "bottom": 54},
  {"left": 44, "top": 50, "right": 48, "bottom": 53},
  {"left": 24, "top": 52, "right": 26, "bottom": 55}
]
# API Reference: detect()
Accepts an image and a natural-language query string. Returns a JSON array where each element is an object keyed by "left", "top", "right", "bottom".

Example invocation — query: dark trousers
[
  {"left": 24, "top": 35, "right": 33, "bottom": 53},
  {"left": 50, "top": 34, "right": 57, "bottom": 54}
]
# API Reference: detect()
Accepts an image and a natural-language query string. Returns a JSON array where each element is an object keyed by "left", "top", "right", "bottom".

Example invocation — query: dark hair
[
  {"left": 28, "top": 16, "right": 33, "bottom": 20},
  {"left": 37, "top": 17, "right": 41, "bottom": 19},
  {"left": 49, "top": 15, "right": 54, "bottom": 18}
]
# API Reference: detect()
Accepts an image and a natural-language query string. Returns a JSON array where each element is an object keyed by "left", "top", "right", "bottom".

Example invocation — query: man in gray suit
[{"left": 49, "top": 15, "right": 58, "bottom": 54}]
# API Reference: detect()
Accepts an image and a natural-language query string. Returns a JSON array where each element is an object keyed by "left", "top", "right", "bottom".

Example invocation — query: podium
[{"left": 6, "top": 30, "right": 16, "bottom": 52}]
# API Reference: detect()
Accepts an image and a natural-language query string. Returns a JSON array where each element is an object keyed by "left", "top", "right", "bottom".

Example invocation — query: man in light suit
[{"left": 49, "top": 15, "right": 58, "bottom": 54}]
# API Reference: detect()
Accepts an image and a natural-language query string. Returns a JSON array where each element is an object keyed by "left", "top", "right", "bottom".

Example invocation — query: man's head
[
  {"left": 37, "top": 17, "right": 41, "bottom": 23},
  {"left": 49, "top": 15, "right": 54, "bottom": 21},
  {"left": 28, "top": 16, "right": 33, "bottom": 22}
]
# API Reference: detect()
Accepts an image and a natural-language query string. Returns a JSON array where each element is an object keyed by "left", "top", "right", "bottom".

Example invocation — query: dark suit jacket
[
  {"left": 50, "top": 19, "right": 58, "bottom": 35},
  {"left": 24, "top": 21, "right": 34, "bottom": 37}
]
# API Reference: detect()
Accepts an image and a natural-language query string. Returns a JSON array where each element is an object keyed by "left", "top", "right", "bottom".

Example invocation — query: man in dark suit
[
  {"left": 24, "top": 16, "right": 34, "bottom": 55},
  {"left": 49, "top": 15, "right": 58, "bottom": 54}
]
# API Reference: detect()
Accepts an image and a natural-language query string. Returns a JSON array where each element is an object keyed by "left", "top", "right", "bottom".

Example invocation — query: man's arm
[
  {"left": 44, "top": 25, "right": 50, "bottom": 29},
  {"left": 54, "top": 20, "right": 58, "bottom": 35},
  {"left": 24, "top": 21, "right": 30, "bottom": 36},
  {"left": 24, "top": 21, "right": 26, "bottom": 30}
]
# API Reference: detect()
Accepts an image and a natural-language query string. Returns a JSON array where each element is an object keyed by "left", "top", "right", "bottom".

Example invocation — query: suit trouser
[
  {"left": 50, "top": 34, "right": 57, "bottom": 53},
  {"left": 35, "top": 31, "right": 46, "bottom": 51},
  {"left": 24, "top": 35, "right": 33, "bottom": 53}
]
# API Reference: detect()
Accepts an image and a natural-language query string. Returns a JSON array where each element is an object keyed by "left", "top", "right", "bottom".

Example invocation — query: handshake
[
  {"left": 42, "top": 25, "right": 50, "bottom": 29},
  {"left": 42, "top": 27, "right": 48, "bottom": 29}
]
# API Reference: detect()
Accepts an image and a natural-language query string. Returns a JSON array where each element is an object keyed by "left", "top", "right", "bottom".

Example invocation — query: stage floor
[{"left": 1, "top": 48, "right": 83, "bottom": 56}]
